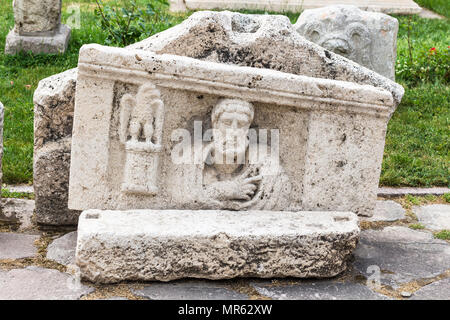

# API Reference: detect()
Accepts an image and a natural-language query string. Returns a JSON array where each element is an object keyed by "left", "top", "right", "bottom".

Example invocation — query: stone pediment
[{"left": 129, "top": 11, "right": 403, "bottom": 110}]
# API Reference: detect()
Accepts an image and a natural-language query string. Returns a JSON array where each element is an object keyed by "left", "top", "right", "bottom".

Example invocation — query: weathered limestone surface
[
  {"left": 354, "top": 226, "right": 450, "bottom": 288},
  {"left": 46, "top": 231, "right": 77, "bottom": 266},
  {"left": 413, "top": 204, "right": 450, "bottom": 231},
  {"left": 0, "top": 198, "right": 35, "bottom": 230},
  {"left": 76, "top": 210, "right": 359, "bottom": 283},
  {"left": 69, "top": 42, "right": 397, "bottom": 216},
  {"left": 172, "top": 0, "right": 422, "bottom": 15},
  {"left": 133, "top": 282, "right": 249, "bottom": 300},
  {"left": 295, "top": 5, "right": 398, "bottom": 80},
  {"left": 13, "top": 0, "right": 62, "bottom": 35},
  {"left": 36, "top": 11, "right": 403, "bottom": 225},
  {"left": 33, "top": 68, "right": 80, "bottom": 226},
  {"left": 252, "top": 281, "right": 390, "bottom": 300},
  {"left": 0, "top": 266, "right": 93, "bottom": 300},
  {"left": 5, "top": 0, "right": 70, "bottom": 54},
  {"left": 0, "top": 232, "right": 39, "bottom": 259}
]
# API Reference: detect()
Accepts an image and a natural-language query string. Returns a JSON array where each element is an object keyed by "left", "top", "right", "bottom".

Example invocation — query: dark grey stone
[
  {"left": 251, "top": 280, "right": 390, "bottom": 300},
  {"left": 354, "top": 226, "right": 450, "bottom": 288},
  {"left": 132, "top": 281, "right": 249, "bottom": 300},
  {"left": 0, "top": 266, "right": 93, "bottom": 300},
  {"left": 411, "top": 278, "right": 450, "bottom": 300},
  {"left": 0, "top": 232, "right": 39, "bottom": 259},
  {"left": 46, "top": 231, "right": 77, "bottom": 266}
]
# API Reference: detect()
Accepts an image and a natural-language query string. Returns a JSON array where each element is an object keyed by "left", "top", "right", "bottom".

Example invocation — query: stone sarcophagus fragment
[
  {"left": 69, "top": 44, "right": 396, "bottom": 215},
  {"left": 67, "top": 12, "right": 404, "bottom": 283}
]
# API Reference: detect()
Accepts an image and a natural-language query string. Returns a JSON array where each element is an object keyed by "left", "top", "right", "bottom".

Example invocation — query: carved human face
[
  {"left": 213, "top": 105, "right": 252, "bottom": 163},
  {"left": 297, "top": 12, "right": 373, "bottom": 69}
]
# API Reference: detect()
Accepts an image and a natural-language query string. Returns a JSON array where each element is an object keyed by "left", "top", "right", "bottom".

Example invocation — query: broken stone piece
[
  {"left": 76, "top": 210, "right": 359, "bottom": 283},
  {"left": 295, "top": 5, "right": 398, "bottom": 80}
]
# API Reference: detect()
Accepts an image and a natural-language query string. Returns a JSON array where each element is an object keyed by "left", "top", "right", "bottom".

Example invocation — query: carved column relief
[{"left": 119, "top": 83, "right": 164, "bottom": 195}]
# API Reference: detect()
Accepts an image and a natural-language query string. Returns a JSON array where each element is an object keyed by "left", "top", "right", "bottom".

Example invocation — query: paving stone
[
  {"left": 46, "top": 231, "right": 77, "bottom": 266},
  {"left": 132, "top": 281, "right": 249, "bottom": 300},
  {"left": 0, "top": 266, "right": 93, "bottom": 300},
  {"left": 0, "top": 198, "right": 35, "bottom": 230},
  {"left": 362, "top": 200, "right": 406, "bottom": 222},
  {"left": 377, "top": 187, "right": 450, "bottom": 197},
  {"left": 354, "top": 226, "right": 450, "bottom": 288},
  {"left": 251, "top": 280, "right": 390, "bottom": 300},
  {"left": 411, "top": 278, "right": 450, "bottom": 300},
  {"left": 0, "top": 232, "right": 39, "bottom": 259},
  {"left": 413, "top": 204, "right": 450, "bottom": 231}
]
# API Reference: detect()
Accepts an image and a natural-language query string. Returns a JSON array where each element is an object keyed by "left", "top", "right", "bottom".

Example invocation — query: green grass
[
  {"left": 415, "top": 0, "right": 450, "bottom": 18},
  {"left": 0, "top": 2, "right": 448, "bottom": 187}
]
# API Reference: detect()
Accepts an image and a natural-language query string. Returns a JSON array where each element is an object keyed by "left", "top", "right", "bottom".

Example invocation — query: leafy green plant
[
  {"left": 94, "top": 0, "right": 169, "bottom": 47},
  {"left": 396, "top": 45, "right": 449, "bottom": 85},
  {"left": 434, "top": 230, "right": 450, "bottom": 240}
]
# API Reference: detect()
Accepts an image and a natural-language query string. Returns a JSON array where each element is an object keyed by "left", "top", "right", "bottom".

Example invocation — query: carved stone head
[
  {"left": 211, "top": 99, "right": 254, "bottom": 161},
  {"left": 295, "top": 5, "right": 398, "bottom": 80}
]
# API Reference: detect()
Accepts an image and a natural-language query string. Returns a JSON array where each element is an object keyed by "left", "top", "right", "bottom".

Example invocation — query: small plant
[
  {"left": 396, "top": 45, "right": 450, "bottom": 85},
  {"left": 409, "top": 223, "right": 425, "bottom": 230},
  {"left": 443, "top": 193, "right": 450, "bottom": 203},
  {"left": 405, "top": 194, "right": 421, "bottom": 206},
  {"left": 94, "top": 0, "right": 169, "bottom": 47},
  {"left": 434, "top": 230, "right": 450, "bottom": 240}
]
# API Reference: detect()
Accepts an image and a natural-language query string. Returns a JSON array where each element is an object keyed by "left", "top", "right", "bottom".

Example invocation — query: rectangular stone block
[
  {"left": 76, "top": 210, "right": 359, "bottom": 283},
  {"left": 5, "top": 24, "right": 71, "bottom": 55},
  {"left": 68, "top": 44, "right": 394, "bottom": 216}
]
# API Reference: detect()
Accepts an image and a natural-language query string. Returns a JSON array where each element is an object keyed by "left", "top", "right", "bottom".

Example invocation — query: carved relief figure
[
  {"left": 196, "top": 99, "right": 291, "bottom": 210},
  {"left": 119, "top": 83, "right": 164, "bottom": 195},
  {"left": 295, "top": 6, "right": 374, "bottom": 71}
]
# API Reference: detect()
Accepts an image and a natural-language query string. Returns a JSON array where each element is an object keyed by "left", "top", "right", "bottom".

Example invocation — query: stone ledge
[{"left": 76, "top": 209, "right": 360, "bottom": 283}]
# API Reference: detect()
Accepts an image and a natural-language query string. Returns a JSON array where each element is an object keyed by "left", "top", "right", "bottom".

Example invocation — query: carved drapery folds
[{"left": 119, "top": 83, "right": 164, "bottom": 195}]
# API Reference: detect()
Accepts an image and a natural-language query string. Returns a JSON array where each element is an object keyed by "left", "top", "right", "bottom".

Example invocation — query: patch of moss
[
  {"left": 434, "top": 230, "right": 450, "bottom": 240},
  {"left": 409, "top": 223, "right": 425, "bottom": 230}
]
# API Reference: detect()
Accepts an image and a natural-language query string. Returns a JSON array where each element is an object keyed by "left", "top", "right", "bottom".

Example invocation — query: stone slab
[
  {"left": 76, "top": 210, "right": 359, "bottom": 283},
  {"left": 46, "top": 231, "right": 77, "bottom": 266},
  {"left": 0, "top": 232, "right": 39, "bottom": 259},
  {"left": 251, "top": 280, "right": 390, "bottom": 300},
  {"left": 413, "top": 204, "right": 450, "bottom": 231},
  {"left": 0, "top": 198, "right": 35, "bottom": 230},
  {"left": 411, "top": 278, "right": 450, "bottom": 300},
  {"left": 354, "top": 226, "right": 450, "bottom": 288},
  {"left": 132, "top": 281, "right": 249, "bottom": 300},
  {"left": 5, "top": 24, "right": 71, "bottom": 55},
  {"left": 0, "top": 266, "right": 93, "bottom": 300},
  {"left": 362, "top": 200, "right": 406, "bottom": 222},
  {"left": 172, "top": 0, "right": 422, "bottom": 14}
]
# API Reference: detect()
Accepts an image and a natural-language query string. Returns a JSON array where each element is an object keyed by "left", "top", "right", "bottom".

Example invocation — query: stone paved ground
[{"left": 0, "top": 196, "right": 449, "bottom": 300}]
